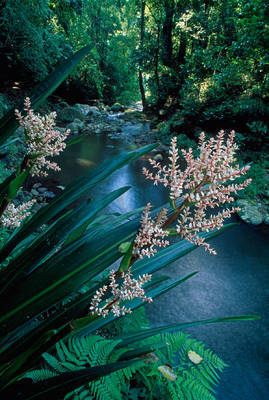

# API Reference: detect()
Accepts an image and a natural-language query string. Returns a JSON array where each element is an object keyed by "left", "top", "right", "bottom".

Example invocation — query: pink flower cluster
[
  {"left": 1, "top": 199, "right": 36, "bottom": 228},
  {"left": 143, "top": 131, "right": 251, "bottom": 254},
  {"left": 15, "top": 98, "right": 70, "bottom": 176},
  {"left": 133, "top": 203, "right": 170, "bottom": 258},
  {"left": 89, "top": 269, "right": 152, "bottom": 317}
]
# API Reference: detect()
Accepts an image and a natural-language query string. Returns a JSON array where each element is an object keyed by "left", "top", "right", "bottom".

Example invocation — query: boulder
[
  {"left": 102, "top": 125, "right": 121, "bottom": 134},
  {"left": 66, "top": 119, "right": 85, "bottom": 135},
  {"left": 86, "top": 107, "right": 102, "bottom": 120},
  {"left": 55, "top": 126, "right": 68, "bottom": 134},
  {"left": 87, "top": 106, "right": 101, "bottom": 115},
  {"left": 74, "top": 104, "right": 92, "bottom": 116},
  {"left": 153, "top": 153, "right": 163, "bottom": 162},
  {"left": 237, "top": 199, "right": 266, "bottom": 225},
  {"left": 111, "top": 103, "right": 124, "bottom": 112},
  {"left": 37, "top": 187, "right": 48, "bottom": 193},
  {"left": 57, "top": 106, "right": 85, "bottom": 123},
  {"left": 41, "top": 191, "right": 56, "bottom": 199},
  {"left": 31, "top": 189, "right": 39, "bottom": 196}
]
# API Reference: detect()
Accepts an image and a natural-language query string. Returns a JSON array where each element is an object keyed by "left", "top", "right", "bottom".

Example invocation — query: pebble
[
  {"left": 153, "top": 153, "right": 163, "bottom": 161},
  {"left": 41, "top": 191, "right": 55, "bottom": 199},
  {"left": 38, "top": 187, "right": 48, "bottom": 193}
]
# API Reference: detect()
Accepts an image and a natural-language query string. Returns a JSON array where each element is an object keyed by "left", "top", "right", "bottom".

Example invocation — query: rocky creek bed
[{"left": 0, "top": 100, "right": 268, "bottom": 227}]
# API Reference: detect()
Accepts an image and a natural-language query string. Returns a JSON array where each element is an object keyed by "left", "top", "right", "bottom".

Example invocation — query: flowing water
[{"left": 52, "top": 119, "right": 269, "bottom": 400}]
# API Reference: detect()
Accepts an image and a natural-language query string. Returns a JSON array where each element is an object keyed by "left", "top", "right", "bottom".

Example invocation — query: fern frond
[
  {"left": 22, "top": 333, "right": 144, "bottom": 400},
  {"left": 42, "top": 352, "right": 67, "bottom": 373},
  {"left": 23, "top": 368, "right": 57, "bottom": 382},
  {"left": 140, "top": 329, "right": 227, "bottom": 400}
]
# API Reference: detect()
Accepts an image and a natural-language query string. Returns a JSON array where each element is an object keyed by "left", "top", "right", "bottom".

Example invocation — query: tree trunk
[
  {"left": 162, "top": 0, "right": 174, "bottom": 67},
  {"left": 139, "top": 70, "right": 147, "bottom": 111},
  {"left": 138, "top": 0, "right": 147, "bottom": 111}
]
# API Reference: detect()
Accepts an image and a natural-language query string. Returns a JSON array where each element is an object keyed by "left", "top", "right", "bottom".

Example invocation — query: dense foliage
[
  {"left": 1, "top": 1, "right": 268, "bottom": 126},
  {"left": 0, "top": 0, "right": 139, "bottom": 104},
  {"left": 24, "top": 308, "right": 227, "bottom": 400}
]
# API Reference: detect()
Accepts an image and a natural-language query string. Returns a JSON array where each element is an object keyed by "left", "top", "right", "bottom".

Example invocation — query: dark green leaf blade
[
  {"left": 0, "top": 46, "right": 93, "bottom": 145},
  {"left": 115, "top": 315, "right": 261, "bottom": 348},
  {"left": 0, "top": 186, "right": 130, "bottom": 296},
  {"left": 1, "top": 359, "right": 143, "bottom": 399},
  {"left": 0, "top": 143, "right": 156, "bottom": 262}
]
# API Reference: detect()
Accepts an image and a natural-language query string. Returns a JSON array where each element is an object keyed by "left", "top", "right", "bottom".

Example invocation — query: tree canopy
[{"left": 0, "top": 0, "right": 268, "bottom": 139}]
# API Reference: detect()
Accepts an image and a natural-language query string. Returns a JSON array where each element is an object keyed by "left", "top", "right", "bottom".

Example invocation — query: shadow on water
[{"left": 52, "top": 132, "right": 269, "bottom": 400}]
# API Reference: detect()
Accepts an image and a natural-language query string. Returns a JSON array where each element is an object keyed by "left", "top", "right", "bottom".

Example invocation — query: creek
[{"left": 52, "top": 115, "right": 269, "bottom": 400}]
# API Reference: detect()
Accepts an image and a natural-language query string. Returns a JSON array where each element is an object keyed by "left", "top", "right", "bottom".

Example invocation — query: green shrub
[
  {"left": 237, "top": 158, "right": 269, "bottom": 202},
  {"left": 0, "top": 95, "right": 11, "bottom": 119}
]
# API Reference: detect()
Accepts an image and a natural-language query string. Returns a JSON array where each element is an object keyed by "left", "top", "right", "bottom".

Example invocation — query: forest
[{"left": 0, "top": 1, "right": 268, "bottom": 399}]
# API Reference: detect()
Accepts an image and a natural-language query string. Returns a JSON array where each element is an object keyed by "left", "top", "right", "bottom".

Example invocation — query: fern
[
  {"left": 139, "top": 331, "right": 227, "bottom": 400},
  {"left": 24, "top": 310, "right": 227, "bottom": 400},
  {"left": 24, "top": 334, "right": 145, "bottom": 400},
  {"left": 104, "top": 307, "right": 150, "bottom": 337}
]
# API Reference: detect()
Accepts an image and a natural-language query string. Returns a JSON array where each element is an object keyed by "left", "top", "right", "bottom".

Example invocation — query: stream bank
[
  {"left": 57, "top": 102, "right": 269, "bottom": 226},
  {"left": 0, "top": 100, "right": 268, "bottom": 226}
]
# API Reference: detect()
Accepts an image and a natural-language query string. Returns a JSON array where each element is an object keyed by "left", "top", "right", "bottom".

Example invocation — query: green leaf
[
  {"left": 0, "top": 217, "right": 141, "bottom": 334},
  {"left": 0, "top": 187, "right": 130, "bottom": 296},
  {"left": 118, "top": 241, "right": 132, "bottom": 254},
  {"left": 0, "top": 172, "right": 16, "bottom": 204},
  {"left": 0, "top": 137, "right": 21, "bottom": 151},
  {"left": 119, "top": 241, "right": 134, "bottom": 272},
  {"left": 0, "top": 330, "right": 57, "bottom": 388},
  {"left": 0, "top": 143, "right": 156, "bottom": 262},
  {"left": 1, "top": 359, "right": 143, "bottom": 398},
  {"left": 0, "top": 46, "right": 93, "bottom": 145},
  {"left": 118, "top": 343, "right": 165, "bottom": 361},
  {"left": 7, "top": 169, "right": 30, "bottom": 201},
  {"left": 0, "top": 285, "right": 99, "bottom": 364},
  {"left": 69, "top": 315, "right": 97, "bottom": 331},
  {"left": 115, "top": 315, "right": 261, "bottom": 348}
]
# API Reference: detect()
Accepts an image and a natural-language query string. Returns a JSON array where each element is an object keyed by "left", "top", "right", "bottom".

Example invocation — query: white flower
[
  {"left": 1, "top": 199, "right": 36, "bottom": 228},
  {"left": 133, "top": 203, "right": 169, "bottom": 259},
  {"left": 15, "top": 98, "right": 70, "bottom": 176},
  {"left": 89, "top": 269, "right": 152, "bottom": 317}
]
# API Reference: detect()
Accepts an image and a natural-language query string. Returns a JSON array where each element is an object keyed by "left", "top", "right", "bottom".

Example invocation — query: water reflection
[{"left": 54, "top": 135, "right": 169, "bottom": 214}]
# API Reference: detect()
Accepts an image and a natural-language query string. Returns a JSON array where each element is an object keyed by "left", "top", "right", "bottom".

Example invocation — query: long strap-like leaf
[
  {"left": 0, "top": 143, "right": 156, "bottom": 262},
  {"left": 1, "top": 359, "right": 143, "bottom": 398},
  {"left": 0, "top": 186, "right": 130, "bottom": 296},
  {"left": 114, "top": 315, "right": 261, "bottom": 348},
  {"left": 0, "top": 45, "right": 93, "bottom": 145}
]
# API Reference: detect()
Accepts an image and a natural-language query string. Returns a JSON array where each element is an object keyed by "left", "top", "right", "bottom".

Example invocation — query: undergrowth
[{"left": 24, "top": 308, "right": 227, "bottom": 400}]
